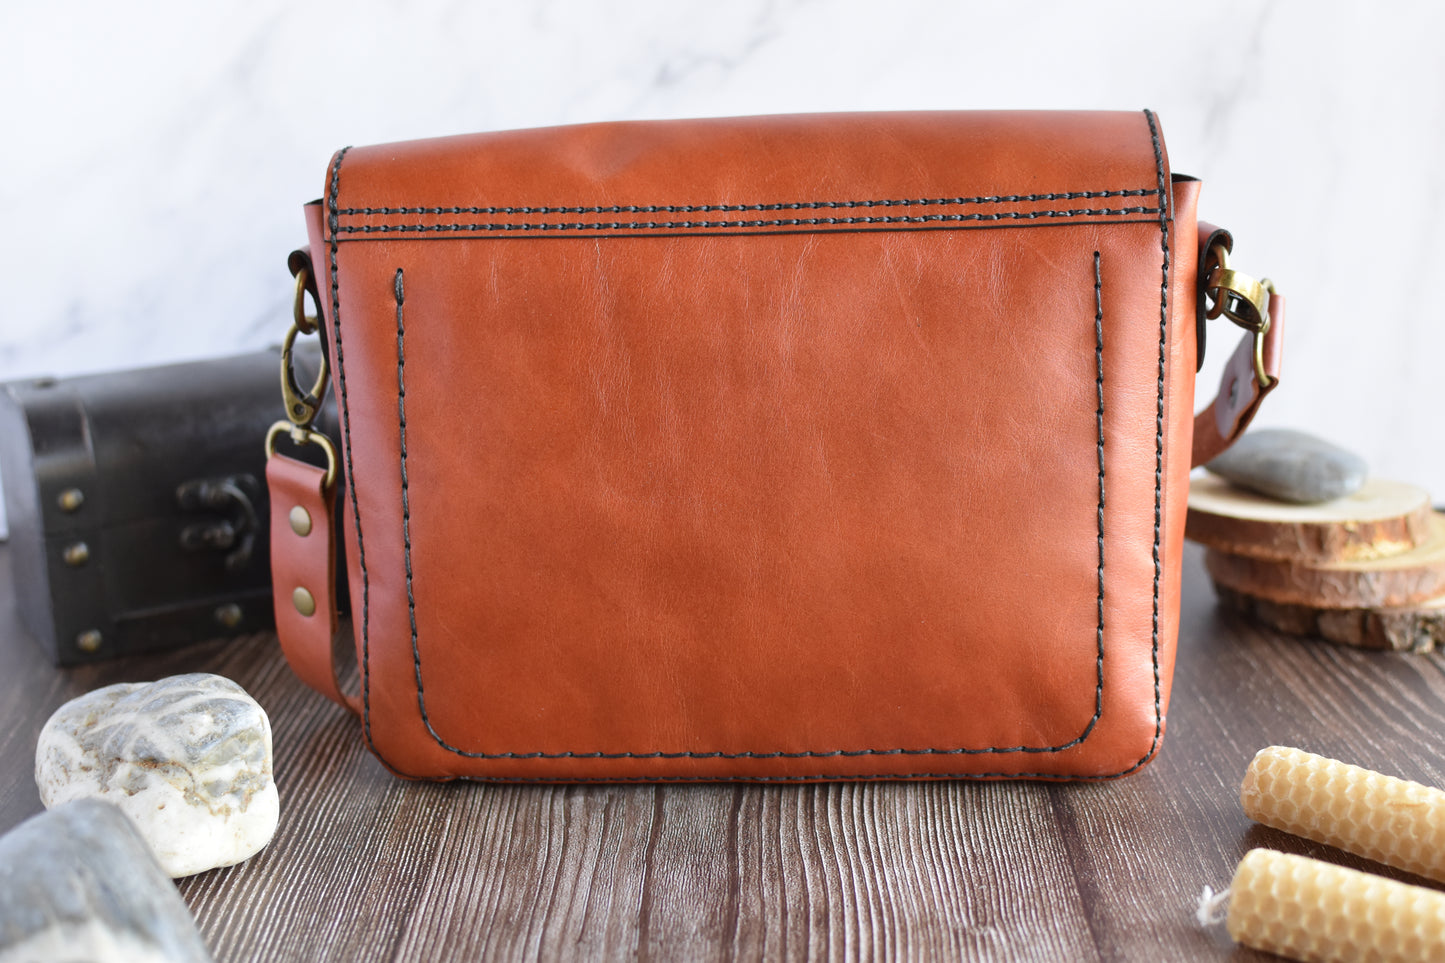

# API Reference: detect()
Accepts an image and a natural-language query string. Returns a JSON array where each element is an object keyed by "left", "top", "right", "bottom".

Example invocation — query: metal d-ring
[{"left": 265, "top": 420, "right": 338, "bottom": 491}]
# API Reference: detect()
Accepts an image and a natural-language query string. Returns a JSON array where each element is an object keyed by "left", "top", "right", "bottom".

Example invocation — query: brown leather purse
[{"left": 265, "top": 110, "right": 1283, "bottom": 782}]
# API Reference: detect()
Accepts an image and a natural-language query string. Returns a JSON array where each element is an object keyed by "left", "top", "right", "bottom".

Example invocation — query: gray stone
[
  {"left": 0, "top": 799, "right": 213, "bottom": 963},
  {"left": 1206, "top": 428, "right": 1368, "bottom": 504},
  {"left": 35, "top": 673, "right": 278, "bottom": 878}
]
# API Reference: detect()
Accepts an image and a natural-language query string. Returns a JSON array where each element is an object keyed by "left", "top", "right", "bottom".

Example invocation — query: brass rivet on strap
[
  {"left": 57, "top": 488, "right": 85, "bottom": 513},
  {"left": 76, "top": 629, "right": 103, "bottom": 653},
  {"left": 293, "top": 586, "right": 316, "bottom": 617},
  {"left": 63, "top": 542, "right": 90, "bottom": 567},
  {"left": 289, "top": 505, "right": 313, "bottom": 536},
  {"left": 214, "top": 603, "right": 243, "bottom": 629}
]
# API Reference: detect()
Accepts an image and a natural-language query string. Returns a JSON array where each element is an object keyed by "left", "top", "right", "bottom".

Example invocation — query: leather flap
[{"left": 329, "top": 111, "right": 1163, "bottom": 240}]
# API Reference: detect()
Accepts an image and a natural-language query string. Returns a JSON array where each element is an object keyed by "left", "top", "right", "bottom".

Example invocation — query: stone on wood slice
[
  {"left": 0, "top": 798, "right": 213, "bottom": 963},
  {"left": 1204, "top": 428, "right": 1368, "bottom": 504},
  {"left": 35, "top": 673, "right": 279, "bottom": 879},
  {"left": 1187, "top": 474, "right": 1433, "bottom": 563},
  {"left": 1204, "top": 513, "right": 1445, "bottom": 610},
  {"left": 1213, "top": 583, "right": 1445, "bottom": 653}
]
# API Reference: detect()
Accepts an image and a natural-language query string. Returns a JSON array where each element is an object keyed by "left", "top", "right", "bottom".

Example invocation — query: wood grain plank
[{"left": 3, "top": 544, "right": 1444, "bottom": 961}]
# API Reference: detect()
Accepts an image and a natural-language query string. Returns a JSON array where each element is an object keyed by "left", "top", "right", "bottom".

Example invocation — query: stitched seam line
[
  {"left": 432, "top": 769, "right": 1139, "bottom": 783},
  {"left": 991, "top": 109, "right": 1170, "bottom": 784},
  {"left": 336, "top": 206, "right": 1157, "bottom": 235},
  {"left": 1142, "top": 108, "right": 1169, "bottom": 772},
  {"left": 1095, "top": 107, "right": 1171, "bottom": 781},
  {"left": 397, "top": 258, "right": 1107, "bottom": 761},
  {"left": 1094, "top": 252, "right": 1106, "bottom": 731},
  {"left": 1147, "top": 110, "right": 1169, "bottom": 759},
  {"left": 325, "top": 147, "right": 373, "bottom": 747},
  {"left": 337, "top": 188, "right": 1158, "bottom": 218},
  {"left": 395, "top": 270, "right": 424, "bottom": 731},
  {"left": 332, "top": 220, "right": 1160, "bottom": 246}
]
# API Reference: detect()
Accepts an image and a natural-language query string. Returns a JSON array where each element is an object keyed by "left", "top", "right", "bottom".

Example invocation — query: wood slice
[
  {"left": 1204, "top": 513, "right": 1445, "bottom": 610},
  {"left": 1213, "top": 583, "right": 1445, "bottom": 653},
  {"left": 1187, "top": 474, "right": 1433, "bottom": 563}
]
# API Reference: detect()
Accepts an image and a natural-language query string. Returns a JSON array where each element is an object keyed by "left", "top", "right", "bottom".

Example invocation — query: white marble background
[{"left": 1, "top": 0, "right": 1442, "bottom": 532}]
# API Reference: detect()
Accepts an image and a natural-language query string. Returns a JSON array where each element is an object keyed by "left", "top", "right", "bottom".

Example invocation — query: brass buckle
[
  {"left": 1203, "top": 241, "right": 1276, "bottom": 388},
  {"left": 269, "top": 263, "right": 339, "bottom": 489}
]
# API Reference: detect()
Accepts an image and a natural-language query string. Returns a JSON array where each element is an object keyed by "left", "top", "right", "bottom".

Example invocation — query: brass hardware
[
  {"left": 1252, "top": 279, "right": 1277, "bottom": 389},
  {"left": 289, "top": 505, "right": 313, "bottom": 536},
  {"left": 1203, "top": 240, "right": 1277, "bottom": 389},
  {"left": 280, "top": 321, "right": 330, "bottom": 428},
  {"left": 265, "top": 420, "right": 338, "bottom": 491},
  {"left": 76, "top": 629, "right": 103, "bottom": 653},
  {"left": 292, "top": 586, "right": 316, "bottom": 617},
  {"left": 293, "top": 265, "right": 320, "bottom": 335},
  {"left": 63, "top": 542, "right": 90, "bottom": 567},
  {"left": 57, "top": 488, "right": 84, "bottom": 513},
  {"left": 215, "top": 603, "right": 244, "bottom": 629},
  {"left": 271, "top": 262, "right": 339, "bottom": 491},
  {"left": 177, "top": 476, "right": 259, "bottom": 571}
]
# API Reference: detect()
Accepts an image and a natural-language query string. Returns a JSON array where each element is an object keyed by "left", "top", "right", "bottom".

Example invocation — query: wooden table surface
[{"left": 2, "top": 542, "right": 1443, "bottom": 962}]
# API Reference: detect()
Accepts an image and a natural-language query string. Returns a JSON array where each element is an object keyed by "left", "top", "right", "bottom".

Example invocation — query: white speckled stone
[{"left": 34, "top": 673, "right": 279, "bottom": 878}]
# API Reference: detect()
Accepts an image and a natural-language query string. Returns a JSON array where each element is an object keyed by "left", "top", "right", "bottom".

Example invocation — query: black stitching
[
  {"left": 393, "top": 258, "right": 1108, "bottom": 763},
  {"left": 335, "top": 219, "right": 1160, "bottom": 246},
  {"left": 1046, "top": 111, "right": 1170, "bottom": 783},
  {"left": 395, "top": 269, "right": 425, "bottom": 732},
  {"left": 400, "top": 768, "right": 1148, "bottom": 784},
  {"left": 1094, "top": 251, "right": 1106, "bottom": 731},
  {"left": 1146, "top": 110, "right": 1169, "bottom": 762},
  {"left": 1105, "top": 107, "right": 1171, "bottom": 780},
  {"left": 335, "top": 206, "right": 1158, "bottom": 235},
  {"left": 1016, "top": 109, "right": 1171, "bottom": 784},
  {"left": 336, "top": 188, "right": 1157, "bottom": 218},
  {"left": 325, "top": 147, "right": 374, "bottom": 747}
]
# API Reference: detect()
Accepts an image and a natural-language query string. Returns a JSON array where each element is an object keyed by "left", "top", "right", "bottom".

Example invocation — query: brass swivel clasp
[
  {"left": 281, "top": 265, "right": 330, "bottom": 426},
  {"left": 1203, "top": 241, "right": 1277, "bottom": 388},
  {"left": 266, "top": 263, "right": 339, "bottom": 489}
]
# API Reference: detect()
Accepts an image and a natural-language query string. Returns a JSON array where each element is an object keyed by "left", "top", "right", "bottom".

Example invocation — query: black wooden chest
[{"left": 0, "top": 346, "right": 335, "bottom": 664}]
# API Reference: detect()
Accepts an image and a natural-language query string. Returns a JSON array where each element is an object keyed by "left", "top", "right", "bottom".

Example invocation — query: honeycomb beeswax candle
[
  {"left": 1241, "top": 746, "right": 1445, "bottom": 883},
  {"left": 1227, "top": 849, "right": 1445, "bottom": 962}
]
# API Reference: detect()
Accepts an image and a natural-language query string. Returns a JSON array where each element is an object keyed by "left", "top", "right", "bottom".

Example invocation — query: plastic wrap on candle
[
  {"left": 1227, "top": 849, "right": 1445, "bottom": 962},
  {"left": 1241, "top": 746, "right": 1445, "bottom": 883}
]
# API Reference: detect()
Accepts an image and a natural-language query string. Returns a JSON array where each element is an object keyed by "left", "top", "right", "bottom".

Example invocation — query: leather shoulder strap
[{"left": 268, "top": 452, "right": 358, "bottom": 713}]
